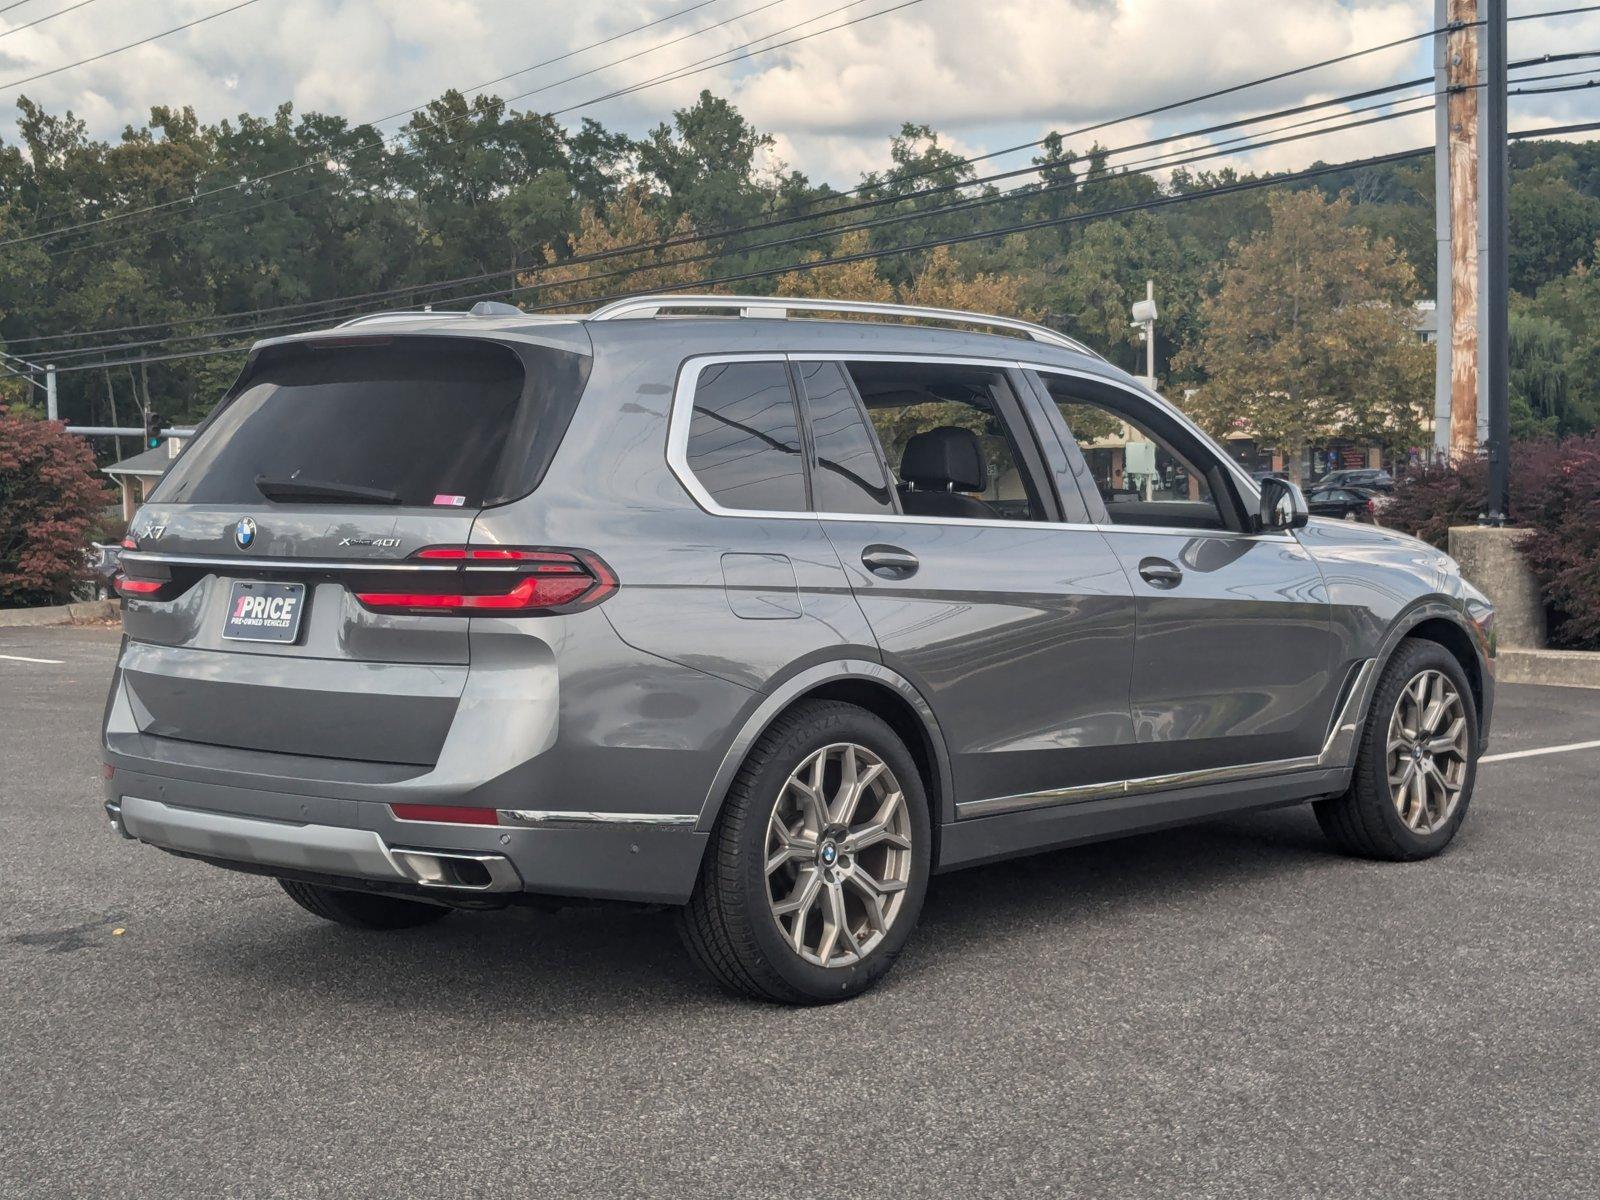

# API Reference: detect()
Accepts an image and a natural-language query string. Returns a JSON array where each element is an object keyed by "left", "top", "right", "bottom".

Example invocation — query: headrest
[{"left": 900, "top": 426, "right": 987, "bottom": 493}]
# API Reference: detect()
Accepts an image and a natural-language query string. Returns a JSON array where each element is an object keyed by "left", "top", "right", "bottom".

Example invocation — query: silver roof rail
[
  {"left": 586, "top": 294, "right": 1101, "bottom": 358},
  {"left": 336, "top": 310, "right": 473, "bottom": 328}
]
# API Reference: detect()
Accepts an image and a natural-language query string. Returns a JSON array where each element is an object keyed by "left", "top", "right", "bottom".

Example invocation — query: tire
[
  {"left": 279, "top": 878, "right": 454, "bottom": 930},
  {"left": 1314, "top": 638, "right": 1479, "bottom": 861},
  {"left": 678, "top": 700, "right": 932, "bottom": 1004}
]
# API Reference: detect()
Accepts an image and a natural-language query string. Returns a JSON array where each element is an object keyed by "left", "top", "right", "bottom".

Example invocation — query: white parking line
[
  {"left": 1481, "top": 738, "right": 1600, "bottom": 764},
  {"left": 0, "top": 652, "right": 65, "bottom": 665}
]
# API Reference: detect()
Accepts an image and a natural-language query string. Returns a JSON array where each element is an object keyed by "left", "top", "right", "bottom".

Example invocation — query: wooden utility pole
[{"left": 1446, "top": 0, "right": 1481, "bottom": 459}]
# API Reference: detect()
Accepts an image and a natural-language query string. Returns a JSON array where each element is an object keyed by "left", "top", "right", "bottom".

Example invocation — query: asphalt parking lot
[{"left": 2, "top": 624, "right": 1598, "bottom": 1199}]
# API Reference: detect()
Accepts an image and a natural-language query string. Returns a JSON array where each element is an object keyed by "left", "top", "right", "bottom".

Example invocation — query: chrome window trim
[{"left": 668, "top": 353, "right": 1296, "bottom": 541}]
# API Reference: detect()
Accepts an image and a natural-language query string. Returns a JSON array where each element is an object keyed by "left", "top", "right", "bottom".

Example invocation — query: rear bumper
[
  {"left": 103, "top": 765, "right": 708, "bottom": 905},
  {"left": 108, "top": 796, "right": 524, "bottom": 894}
]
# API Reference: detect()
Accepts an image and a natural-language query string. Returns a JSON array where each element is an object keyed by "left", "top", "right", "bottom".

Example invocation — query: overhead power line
[
  {"left": 0, "top": 0, "right": 266, "bottom": 90},
  {"left": 0, "top": 0, "right": 106, "bottom": 41},
  {"left": 12, "top": 3, "right": 1572, "bottom": 255},
  {"left": 47, "top": 118, "right": 1600, "bottom": 377},
  {"left": 0, "top": 0, "right": 869, "bottom": 251},
  {"left": 31, "top": 84, "right": 1459, "bottom": 359},
  {"left": 0, "top": 0, "right": 762, "bottom": 245},
  {"left": 24, "top": 46, "right": 1585, "bottom": 352}
]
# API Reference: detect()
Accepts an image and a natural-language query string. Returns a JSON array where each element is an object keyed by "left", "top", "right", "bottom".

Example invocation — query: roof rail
[
  {"left": 586, "top": 294, "right": 1102, "bottom": 358},
  {"left": 336, "top": 310, "right": 473, "bottom": 328}
]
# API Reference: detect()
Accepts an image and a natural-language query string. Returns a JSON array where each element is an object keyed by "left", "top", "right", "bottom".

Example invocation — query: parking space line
[
  {"left": 1481, "top": 738, "right": 1600, "bottom": 764},
  {"left": 0, "top": 653, "right": 65, "bottom": 665}
]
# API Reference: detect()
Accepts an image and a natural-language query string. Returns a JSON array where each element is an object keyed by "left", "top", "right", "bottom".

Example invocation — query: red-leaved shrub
[
  {"left": 1511, "top": 436, "right": 1600, "bottom": 649},
  {"left": 1381, "top": 456, "right": 1489, "bottom": 548},
  {"left": 1388, "top": 436, "right": 1600, "bottom": 650},
  {"left": 0, "top": 407, "right": 110, "bottom": 607}
]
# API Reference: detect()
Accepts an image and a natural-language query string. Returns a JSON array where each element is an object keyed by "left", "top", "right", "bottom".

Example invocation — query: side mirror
[{"left": 1258, "top": 476, "right": 1309, "bottom": 532}]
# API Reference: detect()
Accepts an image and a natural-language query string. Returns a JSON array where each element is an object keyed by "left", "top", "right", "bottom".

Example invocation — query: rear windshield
[{"left": 150, "top": 338, "right": 589, "bottom": 508}]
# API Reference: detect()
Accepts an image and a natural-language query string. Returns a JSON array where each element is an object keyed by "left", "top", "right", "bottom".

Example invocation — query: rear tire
[
  {"left": 678, "top": 700, "right": 932, "bottom": 1004},
  {"left": 1314, "top": 638, "right": 1479, "bottom": 861},
  {"left": 279, "top": 879, "right": 454, "bottom": 930}
]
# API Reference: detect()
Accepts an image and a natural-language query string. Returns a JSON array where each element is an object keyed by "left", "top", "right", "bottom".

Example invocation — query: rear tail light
[
  {"left": 354, "top": 546, "right": 617, "bottom": 617},
  {"left": 113, "top": 572, "right": 175, "bottom": 599}
]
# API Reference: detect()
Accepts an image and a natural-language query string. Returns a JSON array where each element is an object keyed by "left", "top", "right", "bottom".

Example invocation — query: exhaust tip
[
  {"left": 104, "top": 800, "right": 131, "bottom": 839},
  {"left": 389, "top": 848, "right": 516, "bottom": 891}
]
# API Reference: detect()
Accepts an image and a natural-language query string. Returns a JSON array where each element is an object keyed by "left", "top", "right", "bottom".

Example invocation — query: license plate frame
[{"left": 222, "top": 580, "right": 307, "bottom": 643}]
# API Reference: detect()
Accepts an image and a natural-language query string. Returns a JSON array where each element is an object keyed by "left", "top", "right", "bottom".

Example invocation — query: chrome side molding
[{"left": 956, "top": 659, "right": 1377, "bottom": 820}]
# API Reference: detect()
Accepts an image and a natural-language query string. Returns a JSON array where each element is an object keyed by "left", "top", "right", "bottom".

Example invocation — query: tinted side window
[
  {"left": 685, "top": 361, "right": 807, "bottom": 512},
  {"left": 795, "top": 361, "right": 895, "bottom": 516},
  {"left": 1041, "top": 374, "right": 1226, "bottom": 531},
  {"left": 844, "top": 360, "right": 1049, "bottom": 522}
]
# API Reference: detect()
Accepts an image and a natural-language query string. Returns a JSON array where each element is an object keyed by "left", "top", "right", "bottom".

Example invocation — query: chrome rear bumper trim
[
  {"left": 497, "top": 809, "right": 698, "bottom": 828},
  {"left": 116, "top": 796, "right": 521, "bottom": 892}
]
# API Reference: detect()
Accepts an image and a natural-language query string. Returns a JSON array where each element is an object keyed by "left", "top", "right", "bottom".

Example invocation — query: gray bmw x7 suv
[{"left": 103, "top": 295, "right": 1496, "bottom": 1003}]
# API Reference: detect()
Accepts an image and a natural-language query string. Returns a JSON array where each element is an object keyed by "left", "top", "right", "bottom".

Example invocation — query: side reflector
[{"left": 390, "top": 804, "right": 500, "bottom": 826}]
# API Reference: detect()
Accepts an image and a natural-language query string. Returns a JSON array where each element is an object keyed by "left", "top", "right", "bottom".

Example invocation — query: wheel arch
[
  {"left": 696, "top": 660, "right": 955, "bottom": 857},
  {"left": 1354, "top": 602, "right": 1492, "bottom": 757}
]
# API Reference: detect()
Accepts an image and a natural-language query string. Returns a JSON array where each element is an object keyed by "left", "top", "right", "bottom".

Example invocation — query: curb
[
  {"left": 1497, "top": 648, "right": 1600, "bottom": 691},
  {"left": 0, "top": 599, "right": 118, "bottom": 628}
]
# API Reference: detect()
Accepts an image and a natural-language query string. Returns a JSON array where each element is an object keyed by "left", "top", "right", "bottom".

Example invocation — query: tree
[
  {"left": 0, "top": 408, "right": 109, "bottom": 606},
  {"left": 528, "top": 188, "right": 701, "bottom": 309},
  {"left": 1176, "top": 191, "right": 1432, "bottom": 480}
]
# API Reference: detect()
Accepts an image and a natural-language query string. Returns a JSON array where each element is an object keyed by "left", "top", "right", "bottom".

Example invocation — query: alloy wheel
[
  {"left": 1386, "top": 669, "right": 1470, "bottom": 834},
  {"left": 764, "top": 742, "right": 913, "bottom": 968}
]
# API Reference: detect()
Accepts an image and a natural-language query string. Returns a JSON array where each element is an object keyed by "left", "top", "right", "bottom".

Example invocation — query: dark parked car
[
  {"left": 1306, "top": 485, "right": 1380, "bottom": 521},
  {"left": 103, "top": 296, "right": 1495, "bottom": 1003},
  {"left": 1319, "top": 467, "right": 1394, "bottom": 492}
]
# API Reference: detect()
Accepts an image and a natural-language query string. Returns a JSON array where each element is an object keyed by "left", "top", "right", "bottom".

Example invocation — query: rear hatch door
[{"left": 116, "top": 332, "right": 591, "bottom": 766}]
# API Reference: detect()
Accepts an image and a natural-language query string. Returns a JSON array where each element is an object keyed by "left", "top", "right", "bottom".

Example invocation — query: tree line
[{"left": 2, "top": 87, "right": 1598, "bottom": 465}]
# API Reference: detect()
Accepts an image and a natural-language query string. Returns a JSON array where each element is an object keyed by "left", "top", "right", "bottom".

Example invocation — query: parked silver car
[{"left": 103, "top": 296, "right": 1495, "bottom": 1003}]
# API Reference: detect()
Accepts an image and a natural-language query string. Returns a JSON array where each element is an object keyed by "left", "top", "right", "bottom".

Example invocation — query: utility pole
[
  {"left": 1484, "top": 0, "right": 1510, "bottom": 521},
  {"left": 45, "top": 364, "right": 57, "bottom": 422},
  {"left": 1444, "top": 0, "right": 1482, "bottom": 460}
]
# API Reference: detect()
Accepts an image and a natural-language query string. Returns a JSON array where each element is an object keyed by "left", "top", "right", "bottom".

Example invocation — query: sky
[{"left": 0, "top": 0, "right": 1596, "bottom": 188}]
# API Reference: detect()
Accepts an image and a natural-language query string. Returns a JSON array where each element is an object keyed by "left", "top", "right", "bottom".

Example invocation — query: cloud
[{"left": 1, "top": 0, "right": 1592, "bottom": 186}]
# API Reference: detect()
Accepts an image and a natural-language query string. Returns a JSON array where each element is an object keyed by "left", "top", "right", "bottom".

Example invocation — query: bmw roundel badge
[{"left": 234, "top": 517, "right": 257, "bottom": 550}]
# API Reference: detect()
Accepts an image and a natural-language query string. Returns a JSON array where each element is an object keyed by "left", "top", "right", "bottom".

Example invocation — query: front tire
[
  {"left": 1315, "top": 639, "right": 1479, "bottom": 861},
  {"left": 678, "top": 700, "right": 932, "bottom": 1004},
  {"left": 279, "top": 879, "right": 454, "bottom": 930}
]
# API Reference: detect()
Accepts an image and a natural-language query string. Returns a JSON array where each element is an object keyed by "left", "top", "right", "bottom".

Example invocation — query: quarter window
[
  {"left": 685, "top": 361, "right": 808, "bottom": 512},
  {"left": 795, "top": 361, "right": 896, "bottom": 516}
]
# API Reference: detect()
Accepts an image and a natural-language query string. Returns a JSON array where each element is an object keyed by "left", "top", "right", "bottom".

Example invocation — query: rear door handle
[
  {"left": 1137, "top": 557, "right": 1183, "bottom": 588},
  {"left": 861, "top": 545, "right": 919, "bottom": 579}
]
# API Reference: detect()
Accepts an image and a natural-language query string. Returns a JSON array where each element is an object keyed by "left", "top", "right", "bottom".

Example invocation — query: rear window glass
[{"left": 151, "top": 339, "right": 587, "bottom": 508}]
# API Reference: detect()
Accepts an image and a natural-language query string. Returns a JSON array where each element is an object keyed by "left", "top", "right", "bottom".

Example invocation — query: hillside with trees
[{"left": 1, "top": 88, "right": 1598, "bottom": 454}]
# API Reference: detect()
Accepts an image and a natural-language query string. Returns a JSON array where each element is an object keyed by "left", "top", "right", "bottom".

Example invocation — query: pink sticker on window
[{"left": 432, "top": 494, "right": 466, "bottom": 507}]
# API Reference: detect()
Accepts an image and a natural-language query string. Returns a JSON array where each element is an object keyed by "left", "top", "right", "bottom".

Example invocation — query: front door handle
[
  {"left": 1137, "top": 557, "right": 1183, "bottom": 588},
  {"left": 861, "top": 545, "right": 919, "bottom": 579}
]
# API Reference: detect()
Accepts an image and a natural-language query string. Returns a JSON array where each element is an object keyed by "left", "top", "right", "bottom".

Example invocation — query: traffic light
[{"left": 143, "top": 410, "right": 163, "bottom": 450}]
